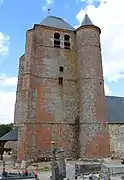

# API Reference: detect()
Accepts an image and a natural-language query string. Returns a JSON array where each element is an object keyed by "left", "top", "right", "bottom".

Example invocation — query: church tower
[
  {"left": 14, "top": 16, "right": 78, "bottom": 160},
  {"left": 14, "top": 14, "right": 111, "bottom": 161},
  {"left": 76, "top": 14, "right": 110, "bottom": 158}
]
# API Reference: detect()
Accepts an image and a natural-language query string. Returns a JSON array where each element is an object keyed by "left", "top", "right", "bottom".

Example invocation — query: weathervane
[{"left": 48, "top": 8, "right": 51, "bottom": 15}]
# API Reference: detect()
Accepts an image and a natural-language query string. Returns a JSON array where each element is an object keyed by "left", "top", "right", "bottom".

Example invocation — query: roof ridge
[
  {"left": 48, "top": 15, "right": 64, "bottom": 21},
  {"left": 106, "top": 95, "right": 124, "bottom": 98}
]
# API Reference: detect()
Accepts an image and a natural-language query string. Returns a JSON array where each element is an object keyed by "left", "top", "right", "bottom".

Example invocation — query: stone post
[
  {"left": 51, "top": 141, "right": 60, "bottom": 180},
  {"left": 58, "top": 149, "right": 66, "bottom": 178},
  {"left": 3, "top": 160, "right": 5, "bottom": 171}
]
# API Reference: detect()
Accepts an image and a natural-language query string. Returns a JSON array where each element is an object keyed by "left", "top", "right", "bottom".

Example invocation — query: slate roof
[
  {"left": 40, "top": 16, "right": 75, "bottom": 31},
  {"left": 81, "top": 14, "right": 94, "bottom": 26},
  {"left": 0, "top": 128, "right": 18, "bottom": 141},
  {"left": 106, "top": 96, "right": 124, "bottom": 124}
]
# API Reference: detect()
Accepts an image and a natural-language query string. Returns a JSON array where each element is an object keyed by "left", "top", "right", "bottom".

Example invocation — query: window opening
[
  {"left": 54, "top": 33, "right": 60, "bottom": 48},
  {"left": 58, "top": 77, "right": 63, "bottom": 85},
  {"left": 64, "top": 34, "right": 70, "bottom": 49},
  {"left": 59, "top": 66, "right": 64, "bottom": 72}
]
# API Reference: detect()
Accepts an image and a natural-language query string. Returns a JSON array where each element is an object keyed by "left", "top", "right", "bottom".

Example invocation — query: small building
[{"left": 106, "top": 96, "right": 124, "bottom": 157}]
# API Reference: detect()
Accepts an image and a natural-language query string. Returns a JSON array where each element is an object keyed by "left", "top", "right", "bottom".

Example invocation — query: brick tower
[
  {"left": 76, "top": 14, "right": 110, "bottom": 158},
  {"left": 14, "top": 14, "right": 110, "bottom": 161}
]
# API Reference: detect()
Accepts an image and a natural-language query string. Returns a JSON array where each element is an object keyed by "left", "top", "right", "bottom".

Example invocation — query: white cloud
[
  {"left": 0, "top": 32, "right": 10, "bottom": 67},
  {"left": 76, "top": 0, "right": 124, "bottom": 83},
  {"left": 0, "top": 74, "right": 17, "bottom": 86},
  {"left": 42, "top": 0, "right": 54, "bottom": 12},
  {"left": 80, "top": 0, "right": 107, "bottom": 5},
  {"left": 0, "top": 75, "right": 17, "bottom": 124},
  {"left": 0, "top": 90, "right": 16, "bottom": 124},
  {"left": 104, "top": 84, "right": 111, "bottom": 95},
  {"left": 0, "top": 32, "right": 9, "bottom": 55}
]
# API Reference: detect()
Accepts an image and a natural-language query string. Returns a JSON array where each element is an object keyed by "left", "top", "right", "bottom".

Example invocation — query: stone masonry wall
[
  {"left": 14, "top": 23, "right": 112, "bottom": 161},
  {"left": 109, "top": 124, "right": 124, "bottom": 157},
  {"left": 14, "top": 54, "right": 28, "bottom": 126},
  {"left": 76, "top": 26, "right": 111, "bottom": 158},
  {"left": 16, "top": 26, "right": 79, "bottom": 160},
  {"left": 13, "top": 54, "right": 27, "bottom": 156}
]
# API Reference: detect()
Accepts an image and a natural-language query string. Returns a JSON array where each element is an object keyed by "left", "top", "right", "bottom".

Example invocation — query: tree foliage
[{"left": 0, "top": 123, "right": 13, "bottom": 138}]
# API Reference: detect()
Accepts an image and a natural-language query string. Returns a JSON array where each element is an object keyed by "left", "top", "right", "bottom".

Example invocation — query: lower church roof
[
  {"left": 0, "top": 128, "right": 18, "bottom": 141},
  {"left": 106, "top": 96, "right": 124, "bottom": 124}
]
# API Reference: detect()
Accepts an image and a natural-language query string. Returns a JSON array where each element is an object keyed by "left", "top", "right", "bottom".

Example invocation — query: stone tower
[
  {"left": 14, "top": 16, "right": 78, "bottom": 160},
  {"left": 14, "top": 14, "right": 110, "bottom": 161},
  {"left": 76, "top": 14, "right": 110, "bottom": 158}
]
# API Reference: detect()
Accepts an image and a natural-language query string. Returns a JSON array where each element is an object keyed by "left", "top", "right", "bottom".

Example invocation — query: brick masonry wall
[
  {"left": 18, "top": 123, "right": 75, "bottom": 160},
  {"left": 76, "top": 26, "right": 111, "bottom": 158},
  {"left": 9, "top": 124, "right": 124, "bottom": 159},
  {"left": 15, "top": 25, "right": 79, "bottom": 160}
]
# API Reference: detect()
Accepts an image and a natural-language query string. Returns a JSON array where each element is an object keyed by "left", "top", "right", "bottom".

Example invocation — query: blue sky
[
  {"left": 0, "top": 0, "right": 101, "bottom": 77},
  {"left": 0, "top": 0, "right": 124, "bottom": 124}
]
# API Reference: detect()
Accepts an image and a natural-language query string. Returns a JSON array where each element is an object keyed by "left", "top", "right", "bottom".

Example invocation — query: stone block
[
  {"left": 66, "top": 164, "right": 76, "bottom": 180},
  {"left": 15, "top": 162, "right": 20, "bottom": 168},
  {"left": 21, "top": 161, "right": 29, "bottom": 169},
  {"left": 101, "top": 163, "right": 124, "bottom": 176},
  {"left": 77, "top": 162, "right": 101, "bottom": 175}
]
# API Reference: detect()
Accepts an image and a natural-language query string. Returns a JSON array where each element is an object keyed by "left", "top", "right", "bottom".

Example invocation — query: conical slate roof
[
  {"left": 81, "top": 14, "right": 94, "bottom": 26},
  {"left": 41, "top": 16, "right": 75, "bottom": 31}
]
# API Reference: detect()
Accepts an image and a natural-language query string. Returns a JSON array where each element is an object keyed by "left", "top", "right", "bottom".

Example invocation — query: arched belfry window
[
  {"left": 64, "top": 34, "right": 70, "bottom": 49},
  {"left": 54, "top": 33, "right": 60, "bottom": 48}
]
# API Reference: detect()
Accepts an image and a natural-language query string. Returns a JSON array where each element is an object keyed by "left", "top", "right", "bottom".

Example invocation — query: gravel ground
[{"left": 38, "top": 172, "right": 51, "bottom": 180}]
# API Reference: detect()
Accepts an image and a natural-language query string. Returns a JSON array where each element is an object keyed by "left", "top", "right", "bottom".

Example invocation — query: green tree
[
  {"left": 0, "top": 123, "right": 13, "bottom": 138},
  {"left": 0, "top": 123, "right": 13, "bottom": 160}
]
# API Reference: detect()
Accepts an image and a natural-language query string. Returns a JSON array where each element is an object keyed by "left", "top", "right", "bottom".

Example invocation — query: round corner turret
[
  {"left": 76, "top": 24, "right": 101, "bottom": 35},
  {"left": 76, "top": 14, "right": 101, "bottom": 34}
]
